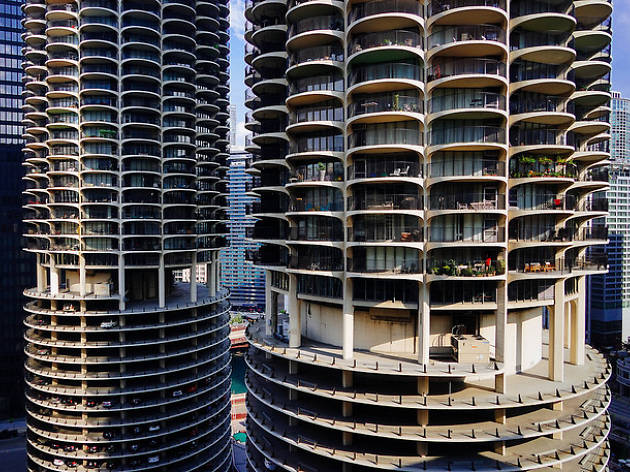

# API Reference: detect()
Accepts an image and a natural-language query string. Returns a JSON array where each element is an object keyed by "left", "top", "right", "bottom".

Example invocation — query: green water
[{"left": 231, "top": 351, "right": 247, "bottom": 394}]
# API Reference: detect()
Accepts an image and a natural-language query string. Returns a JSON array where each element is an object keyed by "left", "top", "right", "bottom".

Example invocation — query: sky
[{"left": 228, "top": 2, "right": 628, "bottom": 147}]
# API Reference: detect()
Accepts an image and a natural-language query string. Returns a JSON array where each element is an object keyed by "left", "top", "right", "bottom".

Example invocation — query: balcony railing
[
  {"left": 348, "top": 160, "right": 422, "bottom": 179},
  {"left": 348, "top": 92, "right": 422, "bottom": 117},
  {"left": 349, "top": 62, "right": 424, "bottom": 87},
  {"left": 289, "top": 199, "right": 343, "bottom": 212},
  {"left": 429, "top": 192, "right": 504, "bottom": 210},
  {"left": 428, "top": 25, "right": 505, "bottom": 49},
  {"left": 510, "top": 127, "right": 573, "bottom": 147},
  {"left": 289, "top": 134, "right": 344, "bottom": 154},
  {"left": 429, "top": 125, "right": 505, "bottom": 146},
  {"left": 427, "top": 159, "right": 504, "bottom": 178},
  {"left": 291, "top": 163, "right": 344, "bottom": 183},
  {"left": 509, "top": 94, "right": 574, "bottom": 115},
  {"left": 289, "top": 255, "right": 343, "bottom": 271},
  {"left": 427, "top": 58, "right": 506, "bottom": 82},
  {"left": 428, "top": 227, "right": 505, "bottom": 243},
  {"left": 428, "top": 90, "right": 505, "bottom": 114},
  {"left": 348, "top": 225, "right": 423, "bottom": 242},
  {"left": 511, "top": 256, "right": 607, "bottom": 274},
  {"left": 289, "top": 227, "right": 344, "bottom": 241},
  {"left": 288, "top": 15, "right": 343, "bottom": 37},
  {"left": 510, "top": 157, "right": 577, "bottom": 178},
  {"left": 427, "top": 0, "right": 506, "bottom": 16},
  {"left": 578, "top": 198, "right": 608, "bottom": 212},
  {"left": 510, "top": 0, "right": 573, "bottom": 17},
  {"left": 288, "top": 73, "right": 344, "bottom": 96},
  {"left": 289, "top": 45, "right": 343, "bottom": 66},
  {"left": 347, "top": 257, "right": 422, "bottom": 274},
  {"left": 348, "top": 0, "right": 422, "bottom": 24},
  {"left": 428, "top": 258, "right": 505, "bottom": 276},
  {"left": 509, "top": 194, "right": 576, "bottom": 211},
  {"left": 349, "top": 124, "right": 423, "bottom": 148},
  {"left": 348, "top": 193, "right": 421, "bottom": 211},
  {"left": 348, "top": 30, "right": 423, "bottom": 56}
]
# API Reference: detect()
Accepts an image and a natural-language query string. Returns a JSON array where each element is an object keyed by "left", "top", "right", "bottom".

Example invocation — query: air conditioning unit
[{"left": 451, "top": 334, "right": 490, "bottom": 363}]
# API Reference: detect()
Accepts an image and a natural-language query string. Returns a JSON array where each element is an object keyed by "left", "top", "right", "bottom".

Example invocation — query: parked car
[
  {"left": 148, "top": 424, "right": 160, "bottom": 432},
  {"left": 147, "top": 456, "right": 160, "bottom": 464},
  {"left": 99, "top": 320, "right": 117, "bottom": 329},
  {"left": 53, "top": 459, "right": 64, "bottom": 466},
  {"left": 102, "top": 400, "right": 113, "bottom": 408},
  {"left": 171, "top": 389, "right": 182, "bottom": 398}
]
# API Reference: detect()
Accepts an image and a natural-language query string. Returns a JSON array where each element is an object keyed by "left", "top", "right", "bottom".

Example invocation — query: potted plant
[
  {"left": 462, "top": 267, "right": 473, "bottom": 277},
  {"left": 538, "top": 157, "right": 553, "bottom": 176},
  {"left": 317, "top": 162, "right": 326, "bottom": 181}
]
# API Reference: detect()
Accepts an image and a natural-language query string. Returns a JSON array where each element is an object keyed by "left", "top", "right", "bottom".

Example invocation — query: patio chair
[{"left": 399, "top": 165, "right": 410, "bottom": 177}]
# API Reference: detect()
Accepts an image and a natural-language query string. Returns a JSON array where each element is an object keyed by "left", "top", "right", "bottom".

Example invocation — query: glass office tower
[
  {"left": 21, "top": 1, "right": 232, "bottom": 470},
  {"left": 244, "top": 0, "right": 613, "bottom": 469}
]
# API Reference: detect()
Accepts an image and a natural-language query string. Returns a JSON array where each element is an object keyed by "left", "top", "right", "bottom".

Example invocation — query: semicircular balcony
[
  {"left": 510, "top": 91, "right": 575, "bottom": 127},
  {"left": 574, "top": 0, "right": 612, "bottom": 26},
  {"left": 348, "top": 120, "right": 424, "bottom": 155},
  {"left": 508, "top": 185, "right": 576, "bottom": 219},
  {"left": 428, "top": 88, "right": 506, "bottom": 121},
  {"left": 287, "top": 187, "right": 343, "bottom": 218},
  {"left": 347, "top": 0, "right": 423, "bottom": 32},
  {"left": 348, "top": 213, "right": 423, "bottom": 248},
  {"left": 427, "top": 213, "right": 505, "bottom": 252},
  {"left": 288, "top": 246, "right": 343, "bottom": 275},
  {"left": 287, "top": 215, "right": 344, "bottom": 247},
  {"left": 287, "top": 43, "right": 344, "bottom": 78},
  {"left": 426, "top": 151, "right": 506, "bottom": 187},
  {"left": 428, "top": 24, "right": 506, "bottom": 60},
  {"left": 509, "top": 124, "right": 574, "bottom": 157},
  {"left": 427, "top": 57, "right": 506, "bottom": 89},
  {"left": 347, "top": 245, "right": 423, "bottom": 279},
  {"left": 287, "top": 99, "right": 344, "bottom": 134},
  {"left": 347, "top": 153, "right": 422, "bottom": 185},
  {"left": 347, "top": 28, "right": 424, "bottom": 66},
  {"left": 510, "top": 29, "right": 575, "bottom": 65},
  {"left": 287, "top": 130, "right": 344, "bottom": 161},
  {"left": 510, "top": 0, "right": 576, "bottom": 32},
  {"left": 348, "top": 90, "right": 424, "bottom": 126},
  {"left": 348, "top": 60, "right": 424, "bottom": 95},
  {"left": 427, "top": 247, "right": 505, "bottom": 280},
  {"left": 287, "top": 160, "right": 344, "bottom": 190},
  {"left": 509, "top": 154, "right": 576, "bottom": 188},
  {"left": 246, "top": 245, "right": 289, "bottom": 269},
  {"left": 428, "top": 119, "right": 506, "bottom": 153},
  {"left": 286, "top": 71, "right": 343, "bottom": 106},
  {"left": 428, "top": 184, "right": 505, "bottom": 218},
  {"left": 427, "top": 0, "right": 507, "bottom": 26},
  {"left": 348, "top": 183, "right": 422, "bottom": 216},
  {"left": 510, "top": 59, "right": 575, "bottom": 95},
  {"left": 287, "top": 13, "right": 343, "bottom": 51}
]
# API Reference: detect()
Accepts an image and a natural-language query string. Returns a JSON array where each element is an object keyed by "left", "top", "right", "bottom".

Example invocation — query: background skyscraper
[
  {"left": 589, "top": 91, "right": 630, "bottom": 348},
  {"left": 0, "top": 0, "right": 32, "bottom": 417},
  {"left": 229, "top": 104, "right": 237, "bottom": 147},
  {"left": 220, "top": 150, "right": 265, "bottom": 311}
]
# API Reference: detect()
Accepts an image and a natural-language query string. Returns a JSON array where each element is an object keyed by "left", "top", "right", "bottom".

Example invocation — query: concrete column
[
  {"left": 265, "top": 270, "right": 273, "bottom": 336},
  {"left": 118, "top": 260, "right": 126, "bottom": 311},
  {"left": 342, "top": 278, "right": 354, "bottom": 360},
  {"left": 79, "top": 255, "right": 86, "bottom": 297},
  {"left": 190, "top": 258, "right": 197, "bottom": 303},
  {"left": 288, "top": 274, "right": 301, "bottom": 348},
  {"left": 36, "top": 255, "right": 46, "bottom": 292},
  {"left": 495, "top": 281, "right": 507, "bottom": 368},
  {"left": 158, "top": 255, "right": 165, "bottom": 308},
  {"left": 548, "top": 280, "right": 565, "bottom": 381},
  {"left": 215, "top": 256, "right": 221, "bottom": 291},
  {"left": 570, "top": 277, "right": 586, "bottom": 365},
  {"left": 207, "top": 261, "right": 216, "bottom": 297},
  {"left": 563, "top": 300, "right": 571, "bottom": 349},
  {"left": 50, "top": 260, "right": 60, "bottom": 296},
  {"left": 418, "top": 282, "right": 429, "bottom": 365}
]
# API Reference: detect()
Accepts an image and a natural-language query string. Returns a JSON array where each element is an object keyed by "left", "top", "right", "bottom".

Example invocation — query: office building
[
  {"left": 21, "top": 0, "right": 232, "bottom": 470},
  {"left": 229, "top": 104, "right": 237, "bottom": 147},
  {"left": 244, "top": 0, "right": 613, "bottom": 470},
  {"left": 0, "top": 0, "right": 33, "bottom": 416},
  {"left": 588, "top": 91, "right": 630, "bottom": 348},
  {"left": 220, "top": 150, "right": 265, "bottom": 311}
]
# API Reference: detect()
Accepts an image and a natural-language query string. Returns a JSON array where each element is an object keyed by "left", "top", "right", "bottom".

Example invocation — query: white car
[
  {"left": 100, "top": 320, "right": 117, "bottom": 329},
  {"left": 171, "top": 390, "right": 182, "bottom": 397},
  {"left": 53, "top": 458, "right": 64, "bottom": 466},
  {"left": 147, "top": 456, "right": 160, "bottom": 464},
  {"left": 148, "top": 424, "right": 160, "bottom": 432}
]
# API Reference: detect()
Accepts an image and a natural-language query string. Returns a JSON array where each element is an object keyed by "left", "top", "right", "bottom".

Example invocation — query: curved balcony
[
  {"left": 427, "top": 57, "right": 506, "bottom": 88},
  {"left": 427, "top": 0, "right": 507, "bottom": 24},
  {"left": 428, "top": 191, "right": 505, "bottom": 213},
  {"left": 348, "top": 0, "right": 423, "bottom": 28},
  {"left": 348, "top": 29, "right": 424, "bottom": 62},
  {"left": 348, "top": 91, "right": 424, "bottom": 123},
  {"left": 348, "top": 61, "right": 424, "bottom": 93},
  {"left": 428, "top": 89, "right": 506, "bottom": 118},
  {"left": 347, "top": 157, "right": 422, "bottom": 183},
  {"left": 428, "top": 24, "right": 506, "bottom": 58},
  {"left": 288, "top": 44, "right": 343, "bottom": 73},
  {"left": 510, "top": 0, "right": 576, "bottom": 31},
  {"left": 348, "top": 122, "right": 423, "bottom": 153},
  {"left": 348, "top": 191, "right": 422, "bottom": 214},
  {"left": 427, "top": 158, "right": 505, "bottom": 184},
  {"left": 428, "top": 123, "right": 506, "bottom": 150}
]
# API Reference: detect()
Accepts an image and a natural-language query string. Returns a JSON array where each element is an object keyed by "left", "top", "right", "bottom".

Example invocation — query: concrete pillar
[
  {"left": 118, "top": 260, "right": 125, "bottom": 311},
  {"left": 36, "top": 255, "right": 46, "bottom": 292},
  {"left": 50, "top": 260, "right": 60, "bottom": 296},
  {"left": 342, "top": 278, "right": 354, "bottom": 360},
  {"left": 342, "top": 370, "right": 353, "bottom": 388},
  {"left": 215, "top": 256, "right": 221, "bottom": 291},
  {"left": 495, "top": 280, "right": 507, "bottom": 366},
  {"left": 342, "top": 401, "right": 352, "bottom": 417},
  {"left": 564, "top": 300, "right": 571, "bottom": 349},
  {"left": 265, "top": 271, "right": 273, "bottom": 336},
  {"left": 190, "top": 258, "right": 197, "bottom": 303},
  {"left": 418, "top": 283, "right": 429, "bottom": 365},
  {"left": 288, "top": 274, "right": 300, "bottom": 348},
  {"left": 79, "top": 255, "right": 86, "bottom": 297},
  {"left": 549, "top": 280, "right": 565, "bottom": 381},
  {"left": 207, "top": 261, "right": 216, "bottom": 297},
  {"left": 158, "top": 255, "right": 165, "bottom": 308},
  {"left": 570, "top": 277, "right": 586, "bottom": 365}
]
